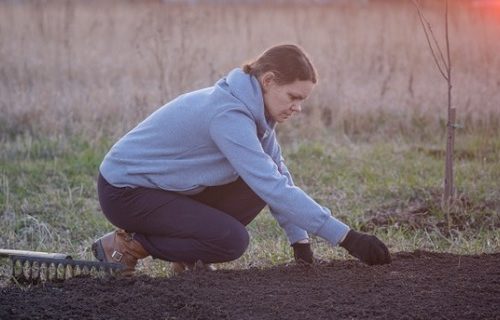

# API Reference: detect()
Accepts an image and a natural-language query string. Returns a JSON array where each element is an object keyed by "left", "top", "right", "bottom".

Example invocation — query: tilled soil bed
[{"left": 1, "top": 251, "right": 499, "bottom": 320}]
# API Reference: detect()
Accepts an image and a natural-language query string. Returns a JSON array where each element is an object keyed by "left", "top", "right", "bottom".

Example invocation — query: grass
[{"left": 1, "top": 130, "right": 498, "bottom": 280}]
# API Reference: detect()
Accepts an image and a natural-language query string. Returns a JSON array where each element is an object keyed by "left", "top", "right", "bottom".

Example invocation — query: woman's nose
[{"left": 291, "top": 104, "right": 302, "bottom": 113}]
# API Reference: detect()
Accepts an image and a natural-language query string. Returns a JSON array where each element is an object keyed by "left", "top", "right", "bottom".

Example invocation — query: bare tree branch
[
  {"left": 445, "top": 0, "right": 452, "bottom": 113},
  {"left": 428, "top": 17, "right": 449, "bottom": 72},
  {"left": 411, "top": 0, "right": 448, "bottom": 80}
]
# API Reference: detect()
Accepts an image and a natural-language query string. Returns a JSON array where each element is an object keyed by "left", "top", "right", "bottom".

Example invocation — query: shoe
[
  {"left": 91, "top": 229, "right": 149, "bottom": 276},
  {"left": 171, "top": 260, "right": 216, "bottom": 275}
]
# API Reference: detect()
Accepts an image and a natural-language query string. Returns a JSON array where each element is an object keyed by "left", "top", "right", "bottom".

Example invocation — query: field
[{"left": 0, "top": 0, "right": 499, "bottom": 319}]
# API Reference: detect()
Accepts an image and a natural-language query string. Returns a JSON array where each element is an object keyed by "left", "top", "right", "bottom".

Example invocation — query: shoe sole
[{"left": 91, "top": 240, "right": 108, "bottom": 263}]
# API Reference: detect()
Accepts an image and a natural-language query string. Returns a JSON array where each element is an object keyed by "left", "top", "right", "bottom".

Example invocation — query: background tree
[{"left": 411, "top": 0, "right": 458, "bottom": 226}]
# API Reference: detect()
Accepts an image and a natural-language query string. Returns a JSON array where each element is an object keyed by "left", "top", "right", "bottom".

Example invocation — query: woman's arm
[
  {"left": 209, "top": 109, "right": 350, "bottom": 246},
  {"left": 260, "top": 128, "right": 311, "bottom": 244}
]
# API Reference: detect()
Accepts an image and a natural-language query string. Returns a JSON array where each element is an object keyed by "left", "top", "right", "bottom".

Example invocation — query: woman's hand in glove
[
  {"left": 340, "top": 230, "right": 391, "bottom": 265},
  {"left": 291, "top": 242, "right": 314, "bottom": 264}
]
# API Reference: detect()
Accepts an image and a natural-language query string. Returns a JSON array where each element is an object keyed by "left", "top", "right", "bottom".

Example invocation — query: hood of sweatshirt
[{"left": 222, "top": 68, "right": 275, "bottom": 139}]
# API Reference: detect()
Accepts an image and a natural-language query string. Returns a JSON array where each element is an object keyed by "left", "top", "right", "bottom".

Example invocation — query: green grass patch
[{"left": 0, "top": 132, "right": 498, "bottom": 279}]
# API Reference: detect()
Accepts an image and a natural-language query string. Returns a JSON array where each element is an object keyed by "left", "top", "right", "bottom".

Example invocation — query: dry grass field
[{"left": 1, "top": 0, "right": 499, "bottom": 141}]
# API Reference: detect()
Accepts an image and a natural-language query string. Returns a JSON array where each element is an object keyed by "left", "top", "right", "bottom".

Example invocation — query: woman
[{"left": 92, "top": 44, "right": 391, "bottom": 275}]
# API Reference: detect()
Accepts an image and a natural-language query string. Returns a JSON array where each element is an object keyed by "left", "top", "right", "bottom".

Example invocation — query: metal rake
[{"left": 0, "top": 249, "right": 125, "bottom": 282}]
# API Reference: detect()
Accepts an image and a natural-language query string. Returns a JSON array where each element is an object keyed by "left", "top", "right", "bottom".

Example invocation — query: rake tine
[
  {"left": 57, "top": 263, "right": 65, "bottom": 280},
  {"left": 82, "top": 265, "right": 90, "bottom": 276},
  {"left": 65, "top": 264, "right": 73, "bottom": 280},
  {"left": 97, "top": 265, "right": 106, "bottom": 278},
  {"left": 89, "top": 265, "right": 97, "bottom": 275},
  {"left": 40, "top": 262, "right": 48, "bottom": 282},
  {"left": 13, "top": 259, "right": 23, "bottom": 278},
  {"left": 23, "top": 260, "right": 31, "bottom": 281},
  {"left": 74, "top": 264, "right": 82, "bottom": 277},
  {"left": 32, "top": 261, "right": 40, "bottom": 281},
  {"left": 48, "top": 262, "right": 56, "bottom": 281}
]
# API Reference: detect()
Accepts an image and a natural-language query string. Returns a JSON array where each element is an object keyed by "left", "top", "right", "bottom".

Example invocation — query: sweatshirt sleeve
[
  {"left": 209, "top": 109, "right": 350, "bottom": 246},
  {"left": 260, "top": 129, "right": 310, "bottom": 244}
]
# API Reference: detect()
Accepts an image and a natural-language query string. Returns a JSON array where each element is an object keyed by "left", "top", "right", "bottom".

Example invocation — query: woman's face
[{"left": 261, "top": 73, "right": 315, "bottom": 123}]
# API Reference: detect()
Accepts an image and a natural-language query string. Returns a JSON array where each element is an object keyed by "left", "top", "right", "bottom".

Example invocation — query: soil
[{"left": 1, "top": 250, "right": 499, "bottom": 320}]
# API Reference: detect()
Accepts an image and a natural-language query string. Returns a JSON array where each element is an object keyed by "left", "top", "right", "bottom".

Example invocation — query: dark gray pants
[{"left": 97, "top": 173, "right": 266, "bottom": 263}]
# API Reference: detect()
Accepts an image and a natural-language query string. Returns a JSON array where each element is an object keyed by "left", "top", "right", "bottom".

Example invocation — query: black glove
[
  {"left": 340, "top": 230, "right": 391, "bottom": 265},
  {"left": 292, "top": 242, "right": 314, "bottom": 264}
]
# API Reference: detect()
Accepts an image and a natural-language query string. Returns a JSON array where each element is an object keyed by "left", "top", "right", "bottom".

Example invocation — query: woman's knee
[{"left": 216, "top": 224, "right": 249, "bottom": 261}]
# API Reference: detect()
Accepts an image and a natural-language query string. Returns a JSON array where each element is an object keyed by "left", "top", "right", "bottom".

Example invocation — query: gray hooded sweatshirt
[{"left": 100, "top": 68, "right": 350, "bottom": 245}]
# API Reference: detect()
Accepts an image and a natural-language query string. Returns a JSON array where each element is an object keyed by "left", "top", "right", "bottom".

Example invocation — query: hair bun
[{"left": 242, "top": 64, "right": 252, "bottom": 73}]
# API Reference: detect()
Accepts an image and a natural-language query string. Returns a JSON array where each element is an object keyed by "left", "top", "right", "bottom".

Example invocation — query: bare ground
[{"left": 1, "top": 251, "right": 499, "bottom": 320}]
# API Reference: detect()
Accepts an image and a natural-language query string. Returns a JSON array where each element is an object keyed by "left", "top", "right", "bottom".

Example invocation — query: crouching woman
[{"left": 92, "top": 44, "right": 391, "bottom": 275}]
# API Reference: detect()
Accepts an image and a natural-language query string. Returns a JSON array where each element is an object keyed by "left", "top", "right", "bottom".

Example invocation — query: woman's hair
[{"left": 242, "top": 44, "right": 317, "bottom": 85}]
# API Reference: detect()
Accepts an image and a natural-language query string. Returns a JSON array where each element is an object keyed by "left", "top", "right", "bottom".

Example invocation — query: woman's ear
[{"left": 261, "top": 71, "right": 276, "bottom": 90}]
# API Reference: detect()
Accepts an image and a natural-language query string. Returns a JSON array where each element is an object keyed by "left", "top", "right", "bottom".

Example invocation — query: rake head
[{"left": 0, "top": 249, "right": 125, "bottom": 283}]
